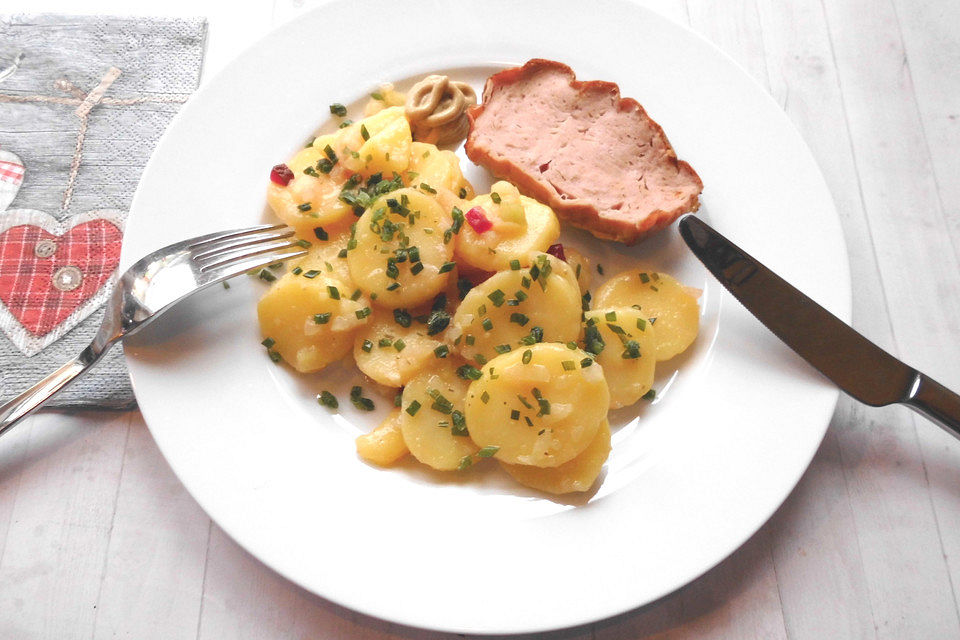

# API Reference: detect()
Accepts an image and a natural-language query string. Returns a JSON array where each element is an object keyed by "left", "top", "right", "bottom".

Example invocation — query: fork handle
[{"left": 0, "top": 344, "right": 108, "bottom": 437}]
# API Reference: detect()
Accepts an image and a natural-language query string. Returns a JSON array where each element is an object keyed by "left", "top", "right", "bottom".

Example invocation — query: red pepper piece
[
  {"left": 270, "top": 163, "right": 295, "bottom": 186},
  {"left": 465, "top": 206, "right": 493, "bottom": 233},
  {"left": 546, "top": 243, "right": 566, "bottom": 261}
]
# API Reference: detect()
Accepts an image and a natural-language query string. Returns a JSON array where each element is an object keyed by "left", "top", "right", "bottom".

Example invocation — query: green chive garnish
[
  {"left": 406, "top": 400, "right": 422, "bottom": 416},
  {"left": 261, "top": 337, "right": 276, "bottom": 348},
  {"left": 457, "top": 364, "right": 482, "bottom": 380},
  {"left": 522, "top": 349, "right": 532, "bottom": 364},
  {"left": 361, "top": 339, "right": 373, "bottom": 352},
  {"left": 509, "top": 259, "right": 521, "bottom": 270},
  {"left": 314, "top": 313, "right": 331, "bottom": 324},
  {"left": 330, "top": 103, "right": 347, "bottom": 117},
  {"left": 642, "top": 389, "right": 657, "bottom": 401},
  {"left": 434, "top": 344, "right": 449, "bottom": 358},
  {"left": 510, "top": 313, "right": 529, "bottom": 326},
  {"left": 318, "top": 391, "right": 338, "bottom": 408},
  {"left": 438, "top": 261, "right": 456, "bottom": 274},
  {"left": 491, "top": 192, "right": 501, "bottom": 204},
  {"left": 477, "top": 446, "right": 499, "bottom": 458},
  {"left": 561, "top": 360, "right": 576, "bottom": 371},
  {"left": 314, "top": 226, "right": 328, "bottom": 241}
]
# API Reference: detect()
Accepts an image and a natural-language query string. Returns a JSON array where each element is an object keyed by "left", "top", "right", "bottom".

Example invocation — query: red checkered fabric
[
  {"left": 0, "top": 160, "right": 24, "bottom": 186},
  {"left": 0, "top": 220, "right": 122, "bottom": 336}
]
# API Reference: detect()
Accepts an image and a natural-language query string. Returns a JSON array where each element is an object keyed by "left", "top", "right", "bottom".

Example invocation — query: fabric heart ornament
[{"left": 0, "top": 149, "right": 124, "bottom": 356}]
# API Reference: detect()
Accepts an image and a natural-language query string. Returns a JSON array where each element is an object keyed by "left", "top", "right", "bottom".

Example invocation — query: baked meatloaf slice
[{"left": 465, "top": 59, "right": 702, "bottom": 245}]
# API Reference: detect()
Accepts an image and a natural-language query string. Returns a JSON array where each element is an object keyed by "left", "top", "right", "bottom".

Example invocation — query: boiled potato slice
[
  {"left": 347, "top": 187, "right": 454, "bottom": 308},
  {"left": 257, "top": 273, "right": 370, "bottom": 372},
  {"left": 583, "top": 308, "right": 657, "bottom": 409},
  {"left": 363, "top": 82, "right": 406, "bottom": 116},
  {"left": 406, "top": 142, "right": 474, "bottom": 197},
  {"left": 289, "top": 227, "right": 353, "bottom": 286},
  {"left": 455, "top": 182, "right": 560, "bottom": 272},
  {"left": 563, "top": 246, "right": 591, "bottom": 292},
  {"left": 267, "top": 146, "right": 354, "bottom": 237},
  {"left": 339, "top": 106, "right": 411, "bottom": 178},
  {"left": 356, "top": 408, "right": 408, "bottom": 466},
  {"left": 464, "top": 343, "right": 609, "bottom": 467},
  {"left": 451, "top": 253, "right": 581, "bottom": 366},
  {"left": 500, "top": 420, "right": 611, "bottom": 494},
  {"left": 594, "top": 269, "right": 700, "bottom": 361},
  {"left": 353, "top": 309, "right": 446, "bottom": 387},
  {"left": 399, "top": 359, "right": 478, "bottom": 470}
]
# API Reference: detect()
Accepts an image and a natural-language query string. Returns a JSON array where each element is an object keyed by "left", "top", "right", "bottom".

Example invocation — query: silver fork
[{"left": 0, "top": 224, "right": 307, "bottom": 435}]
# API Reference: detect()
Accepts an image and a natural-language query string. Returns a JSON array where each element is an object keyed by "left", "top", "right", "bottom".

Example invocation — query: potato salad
[{"left": 256, "top": 86, "right": 700, "bottom": 495}]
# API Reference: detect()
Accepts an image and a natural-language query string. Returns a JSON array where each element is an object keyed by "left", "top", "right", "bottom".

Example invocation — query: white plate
[{"left": 123, "top": 0, "right": 848, "bottom": 634}]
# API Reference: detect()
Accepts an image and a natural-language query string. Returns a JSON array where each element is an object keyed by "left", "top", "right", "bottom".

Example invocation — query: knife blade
[{"left": 678, "top": 214, "right": 960, "bottom": 437}]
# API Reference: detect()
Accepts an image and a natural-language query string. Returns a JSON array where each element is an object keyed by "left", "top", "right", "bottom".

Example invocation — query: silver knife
[{"left": 678, "top": 214, "right": 960, "bottom": 437}]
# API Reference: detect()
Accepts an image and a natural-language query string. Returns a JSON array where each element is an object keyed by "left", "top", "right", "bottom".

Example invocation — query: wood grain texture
[{"left": 3, "top": 0, "right": 960, "bottom": 638}]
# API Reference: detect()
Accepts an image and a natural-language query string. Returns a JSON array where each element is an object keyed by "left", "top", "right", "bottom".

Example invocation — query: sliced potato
[
  {"left": 594, "top": 269, "right": 699, "bottom": 361},
  {"left": 399, "top": 359, "right": 478, "bottom": 470},
  {"left": 353, "top": 309, "right": 446, "bottom": 387},
  {"left": 455, "top": 182, "right": 560, "bottom": 272},
  {"left": 563, "top": 246, "right": 591, "bottom": 292},
  {"left": 464, "top": 343, "right": 609, "bottom": 467},
  {"left": 257, "top": 273, "right": 370, "bottom": 372},
  {"left": 500, "top": 420, "right": 611, "bottom": 494},
  {"left": 347, "top": 187, "right": 453, "bottom": 308},
  {"left": 339, "top": 106, "right": 411, "bottom": 178},
  {"left": 356, "top": 408, "right": 408, "bottom": 466},
  {"left": 451, "top": 253, "right": 581, "bottom": 366},
  {"left": 289, "top": 228, "right": 353, "bottom": 286},
  {"left": 406, "top": 142, "right": 474, "bottom": 197},
  {"left": 584, "top": 308, "right": 657, "bottom": 409},
  {"left": 267, "top": 146, "right": 354, "bottom": 237}
]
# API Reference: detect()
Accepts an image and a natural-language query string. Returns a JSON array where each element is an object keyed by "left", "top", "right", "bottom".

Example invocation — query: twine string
[{"left": 0, "top": 68, "right": 191, "bottom": 211}]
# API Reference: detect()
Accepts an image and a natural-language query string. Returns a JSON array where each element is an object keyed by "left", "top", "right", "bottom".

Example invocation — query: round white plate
[{"left": 123, "top": 0, "right": 848, "bottom": 634}]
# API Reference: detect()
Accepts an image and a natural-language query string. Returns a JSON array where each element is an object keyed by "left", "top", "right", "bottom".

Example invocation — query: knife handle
[{"left": 904, "top": 374, "right": 960, "bottom": 439}]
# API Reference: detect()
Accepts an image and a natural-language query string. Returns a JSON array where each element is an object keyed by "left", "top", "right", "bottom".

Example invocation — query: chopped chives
[
  {"left": 439, "top": 261, "right": 456, "bottom": 274},
  {"left": 378, "top": 337, "right": 393, "bottom": 347},
  {"left": 526, "top": 417, "right": 534, "bottom": 427},
  {"left": 386, "top": 282, "right": 400, "bottom": 291},
  {"left": 521, "top": 276, "right": 531, "bottom": 289},
  {"left": 639, "top": 272, "right": 651, "bottom": 283},
  {"left": 451, "top": 410, "right": 468, "bottom": 436},
  {"left": 477, "top": 446, "right": 499, "bottom": 458},
  {"left": 566, "top": 341, "right": 578, "bottom": 349},
  {"left": 355, "top": 307, "right": 371, "bottom": 320},
  {"left": 514, "top": 290, "right": 528, "bottom": 302},
  {"left": 329, "top": 103, "right": 347, "bottom": 116},
  {"left": 487, "top": 289, "right": 506, "bottom": 307},
  {"left": 477, "top": 304, "right": 487, "bottom": 316},
  {"left": 268, "top": 350, "right": 282, "bottom": 362},
  {"left": 642, "top": 389, "right": 657, "bottom": 401},
  {"left": 394, "top": 308, "right": 412, "bottom": 327},
  {"left": 410, "top": 261, "right": 425, "bottom": 275},
  {"left": 323, "top": 144, "right": 337, "bottom": 162},
  {"left": 458, "top": 455, "right": 473, "bottom": 470},
  {"left": 393, "top": 338, "right": 406, "bottom": 352},
  {"left": 318, "top": 391, "right": 338, "bottom": 408},
  {"left": 510, "top": 409, "right": 520, "bottom": 420},
  {"left": 522, "top": 349, "right": 532, "bottom": 364},
  {"left": 350, "top": 289, "right": 362, "bottom": 301},
  {"left": 395, "top": 392, "right": 403, "bottom": 407},
  {"left": 465, "top": 334, "right": 476, "bottom": 346},
  {"left": 426, "top": 309, "right": 451, "bottom": 335},
  {"left": 481, "top": 318, "right": 493, "bottom": 331},
  {"left": 419, "top": 182, "right": 437, "bottom": 194},
  {"left": 494, "top": 344, "right": 512, "bottom": 354},
  {"left": 561, "top": 360, "right": 576, "bottom": 371},
  {"left": 361, "top": 339, "right": 373, "bottom": 352},
  {"left": 597, "top": 264, "right": 604, "bottom": 275},
  {"left": 406, "top": 400, "right": 422, "bottom": 416},
  {"left": 261, "top": 337, "right": 276, "bottom": 348},
  {"left": 636, "top": 318, "right": 647, "bottom": 331},
  {"left": 510, "top": 313, "right": 529, "bottom": 326},
  {"left": 314, "top": 313, "right": 331, "bottom": 324},
  {"left": 292, "top": 266, "right": 303, "bottom": 275},
  {"left": 258, "top": 268, "right": 277, "bottom": 282},
  {"left": 327, "top": 285, "right": 340, "bottom": 299},
  {"left": 474, "top": 353, "right": 488, "bottom": 365},
  {"left": 605, "top": 310, "right": 617, "bottom": 322},
  {"left": 360, "top": 124, "right": 370, "bottom": 141},
  {"left": 458, "top": 188, "right": 467, "bottom": 198},
  {"left": 480, "top": 391, "right": 490, "bottom": 404},
  {"left": 298, "top": 202, "right": 313, "bottom": 212},
  {"left": 622, "top": 340, "right": 641, "bottom": 359},
  {"left": 338, "top": 249, "right": 348, "bottom": 258},
  {"left": 517, "top": 394, "right": 533, "bottom": 409},
  {"left": 580, "top": 357, "right": 593, "bottom": 367},
  {"left": 434, "top": 344, "right": 449, "bottom": 358},
  {"left": 313, "top": 226, "right": 328, "bottom": 241}
]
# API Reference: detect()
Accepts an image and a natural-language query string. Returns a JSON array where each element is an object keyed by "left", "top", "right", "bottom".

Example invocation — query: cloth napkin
[{"left": 0, "top": 15, "right": 206, "bottom": 409}]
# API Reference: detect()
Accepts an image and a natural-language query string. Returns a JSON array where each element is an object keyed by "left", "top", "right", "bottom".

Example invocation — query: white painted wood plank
[
  {"left": 888, "top": 0, "right": 960, "bottom": 616},
  {"left": 91, "top": 415, "right": 210, "bottom": 640},
  {"left": 818, "top": 0, "right": 960, "bottom": 636},
  {"left": 0, "top": 411, "right": 131, "bottom": 639},
  {"left": 685, "top": 0, "right": 771, "bottom": 88}
]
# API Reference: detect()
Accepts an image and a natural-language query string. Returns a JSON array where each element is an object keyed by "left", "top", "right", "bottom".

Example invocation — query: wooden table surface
[{"left": 4, "top": 0, "right": 960, "bottom": 637}]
